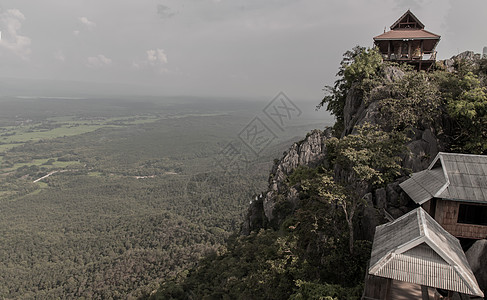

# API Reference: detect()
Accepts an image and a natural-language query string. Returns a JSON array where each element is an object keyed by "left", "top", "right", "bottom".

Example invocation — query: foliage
[
  {"left": 0, "top": 98, "right": 317, "bottom": 299},
  {"left": 318, "top": 46, "right": 382, "bottom": 134},
  {"left": 429, "top": 57, "right": 487, "bottom": 154},
  {"left": 324, "top": 123, "right": 408, "bottom": 252},
  {"left": 289, "top": 280, "right": 363, "bottom": 300},
  {"left": 343, "top": 47, "right": 383, "bottom": 92},
  {"left": 148, "top": 230, "right": 303, "bottom": 300},
  {"left": 326, "top": 123, "right": 408, "bottom": 188},
  {"left": 287, "top": 165, "right": 321, "bottom": 187},
  {"left": 148, "top": 215, "right": 370, "bottom": 300},
  {"left": 446, "top": 72, "right": 487, "bottom": 153},
  {"left": 149, "top": 156, "right": 373, "bottom": 299},
  {"left": 378, "top": 69, "right": 442, "bottom": 130}
]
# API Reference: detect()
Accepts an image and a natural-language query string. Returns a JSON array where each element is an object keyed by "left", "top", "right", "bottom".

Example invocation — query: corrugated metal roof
[
  {"left": 374, "top": 29, "right": 440, "bottom": 41},
  {"left": 399, "top": 168, "right": 447, "bottom": 205},
  {"left": 369, "top": 207, "right": 484, "bottom": 297},
  {"left": 400, "top": 152, "right": 487, "bottom": 204}
]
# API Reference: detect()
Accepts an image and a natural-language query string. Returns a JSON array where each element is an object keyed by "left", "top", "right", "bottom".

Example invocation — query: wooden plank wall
[
  {"left": 363, "top": 275, "right": 390, "bottom": 300},
  {"left": 435, "top": 199, "right": 487, "bottom": 240}
]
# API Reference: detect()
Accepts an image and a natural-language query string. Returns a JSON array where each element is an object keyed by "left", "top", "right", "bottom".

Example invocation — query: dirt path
[{"left": 33, "top": 170, "right": 68, "bottom": 183}]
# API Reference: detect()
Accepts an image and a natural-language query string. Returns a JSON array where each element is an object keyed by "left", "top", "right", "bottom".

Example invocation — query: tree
[
  {"left": 446, "top": 72, "right": 487, "bottom": 154},
  {"left": 317, "top": 46, "right": 383, "bottom": 134},
  {"left": 379, "top": 69, "right": 442, "bottom": 130},
  {"left": 323, "top": 123, "right": 408, "bottom": 253}
]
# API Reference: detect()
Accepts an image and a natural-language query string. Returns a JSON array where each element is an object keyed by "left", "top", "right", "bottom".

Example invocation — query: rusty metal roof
[
  {"left": 400, "top": 152, "right": 487, "bottom": 204},
  {"left": 373, "top": 29, "right": 440, "bottom": 41},
  {"left": 369, "top": 207, "right": 484, "bottom": 297}
]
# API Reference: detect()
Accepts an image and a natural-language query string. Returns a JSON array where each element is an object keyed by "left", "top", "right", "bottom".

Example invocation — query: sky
[{"left": 0, "top": 0, "right": 486, "bottom": 101}]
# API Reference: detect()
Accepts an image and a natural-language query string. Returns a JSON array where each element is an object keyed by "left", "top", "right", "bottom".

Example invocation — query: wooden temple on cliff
[{"left": 374, "top": 10, "right": 441, "bottom": 71}]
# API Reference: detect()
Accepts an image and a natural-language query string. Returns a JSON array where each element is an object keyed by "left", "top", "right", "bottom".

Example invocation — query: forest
[{"left": 0, "top": 96, "right": 324, "bottom": 299}]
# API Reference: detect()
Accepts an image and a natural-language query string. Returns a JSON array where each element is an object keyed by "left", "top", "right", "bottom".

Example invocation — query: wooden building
[
  {"left": 400, "top": 152, "right": 487, "bottom": 240},
  {"left": 363, "top": 207, "right": 484, "bottom": 300},
  {"left": 373, "top": 10, "right": 440, "bottom": 70}
]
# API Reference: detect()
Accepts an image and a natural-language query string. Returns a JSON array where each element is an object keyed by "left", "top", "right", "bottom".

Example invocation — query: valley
[{"left": 0, "top": 96, "right": 328, "bottom": 299}]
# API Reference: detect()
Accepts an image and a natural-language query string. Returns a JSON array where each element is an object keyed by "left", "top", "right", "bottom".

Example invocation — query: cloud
[
  {"left": 0, "top": 9, "right": 32, "bottom": 60},
  {"left": 54, "top": 50, "right": 65, "bottom": 62},
  {"left": 86, "top": 54, "right": 112, "bottom": 68},
  {"left": 157, "top": 5, "right": 176, "bottom": 19},
  {"left": 133, "top": 48, "right": 169, "bottom": 72},
  {"left": 147, "top": 48, "right": 168, "bottom": 65},
  {"left": 78, "top": 16, "right": 96, "bottom": 28},
  {"left": 73, "top": 30, "right": 80, "bottom": 36}
]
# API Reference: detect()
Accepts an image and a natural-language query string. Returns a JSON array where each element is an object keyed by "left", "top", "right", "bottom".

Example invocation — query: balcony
[{"left": 383, "top": 51, "right": 436, "bottom": 61}]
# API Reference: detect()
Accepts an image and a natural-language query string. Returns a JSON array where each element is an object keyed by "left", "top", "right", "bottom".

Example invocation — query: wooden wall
[
  {"left": 433, "top": 199, "right": 487, "bottom": 240},
  {"left": 363, "top": 275, "right": 391, "bottom": 300}
]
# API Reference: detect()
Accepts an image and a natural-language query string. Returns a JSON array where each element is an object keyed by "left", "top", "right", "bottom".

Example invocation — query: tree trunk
[{"left": 347, "top": 220, "right": 354, "bottom": 254}]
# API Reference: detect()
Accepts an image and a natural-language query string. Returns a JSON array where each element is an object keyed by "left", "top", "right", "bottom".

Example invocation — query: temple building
[{"left": 373, "top": 10, "right": 441, "bottom": 71}]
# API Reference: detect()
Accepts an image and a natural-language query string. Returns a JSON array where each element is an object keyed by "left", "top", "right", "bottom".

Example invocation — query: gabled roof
[
  {"left": 391, "top": 10, "right": 424, "bottom": 30},
  {"left": 369, "top": 207, "right": 484, "bottom": 297},
  {"left": 400, "top": 152, "right": 487, "bottom": 204}
]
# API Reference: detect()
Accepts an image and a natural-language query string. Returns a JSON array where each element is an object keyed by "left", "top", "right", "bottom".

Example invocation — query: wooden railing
[{"left": 382, "top": 51, "right": 437, "bottom": 61}]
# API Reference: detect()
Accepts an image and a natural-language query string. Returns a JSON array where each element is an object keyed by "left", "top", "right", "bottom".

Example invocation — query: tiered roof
[{"left": 373, "top": 10, "right": 440, "bottom": 41}]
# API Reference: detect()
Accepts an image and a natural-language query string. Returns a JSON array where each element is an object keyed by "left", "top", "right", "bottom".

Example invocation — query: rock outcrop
[
  {"left": 440, "top": 51, "right": 483, "bottom": 73},
  {"left": 241, "top": 129, "right": 332, "bottom": 234}
]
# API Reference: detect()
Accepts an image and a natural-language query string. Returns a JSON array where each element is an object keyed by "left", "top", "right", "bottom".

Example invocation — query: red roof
[{"left": 374, "top": 29, "right": 440, "bottom": 41}]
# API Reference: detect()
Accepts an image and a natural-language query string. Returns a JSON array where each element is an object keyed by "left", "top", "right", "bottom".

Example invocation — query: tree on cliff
[
  {"left": 317, "top": 46, "right": 382, "bottom": 134},
  {"left": 321, "top": 123, "right": 408, "bottom": 253},
  {"left": 445, "top": 71, "right": 487, "bottom": 154}
]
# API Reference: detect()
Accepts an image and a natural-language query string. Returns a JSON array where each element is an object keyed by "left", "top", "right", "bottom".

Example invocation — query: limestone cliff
[{"left": 242, "top": 129, "right": 332, "bottom": 234}]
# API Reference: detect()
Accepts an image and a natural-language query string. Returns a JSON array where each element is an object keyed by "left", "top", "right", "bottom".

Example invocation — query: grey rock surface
[
  {"left": 465, "top": 239, "right": 487, "bottom": 292},
  {"left": 264, "top": 129, "right": 332, "bottom": 222}
]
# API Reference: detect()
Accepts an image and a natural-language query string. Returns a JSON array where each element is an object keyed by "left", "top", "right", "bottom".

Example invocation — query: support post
[
  {"left": 420, "top": 40, "right": 424, "bottom": 59},
  {"left": 383, "top": 279, "right": 392, "bottom": 300},
  {"left": 421, "top": 285, "right": 430, "bottom": 300}
]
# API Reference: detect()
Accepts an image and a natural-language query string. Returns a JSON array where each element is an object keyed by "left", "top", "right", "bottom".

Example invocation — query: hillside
[{"left": 147, "top": 49, "right": 487, "bottom": 299}]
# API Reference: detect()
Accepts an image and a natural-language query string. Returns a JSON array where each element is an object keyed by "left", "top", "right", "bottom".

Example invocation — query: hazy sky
[{"left": 0, "top": 0, "right": 486, "bottom": 100}]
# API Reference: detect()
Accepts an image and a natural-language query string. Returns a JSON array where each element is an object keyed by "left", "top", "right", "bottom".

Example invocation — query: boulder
[
  {"left": 360, "top": 192, "right": 382, "bottom": 241},
  {"left": 465, "top": 239, "right": 487, "bottom": 292}
]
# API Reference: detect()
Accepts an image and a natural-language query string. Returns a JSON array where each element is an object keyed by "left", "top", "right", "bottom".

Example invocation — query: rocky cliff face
[
  {"left": 242, "top": 52, "right": 478, "bottom": 240},
  {"left": 241, "top": 129, "right": 332, "bottom": 234}
]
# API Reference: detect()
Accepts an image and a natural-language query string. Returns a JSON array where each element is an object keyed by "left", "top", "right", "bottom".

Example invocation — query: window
[{"left": 457, "top": 204, "right": 487, "bottom": 226}]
